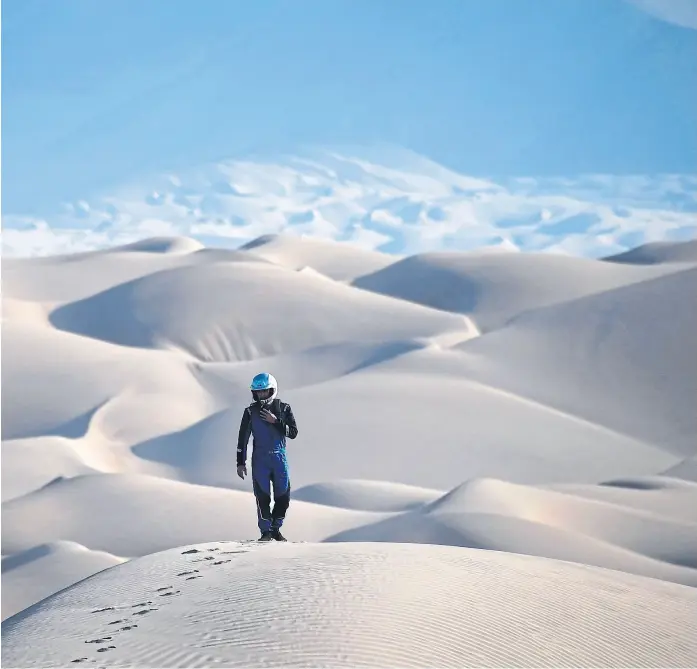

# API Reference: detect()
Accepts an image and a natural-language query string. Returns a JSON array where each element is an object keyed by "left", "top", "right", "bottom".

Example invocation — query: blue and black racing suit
[{"left": 237, "top": 399, "right": 299, "bottom": 533}]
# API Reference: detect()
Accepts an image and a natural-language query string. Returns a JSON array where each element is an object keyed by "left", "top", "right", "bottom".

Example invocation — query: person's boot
[
  {"left": 259, "top": 531, "right": 274, "bottom": 542},
  {"left": 272, "top": 528, "right": 287, "bottom": 542}
]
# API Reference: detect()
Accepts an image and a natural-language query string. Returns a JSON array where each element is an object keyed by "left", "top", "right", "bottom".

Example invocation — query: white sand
[
  {"left": 2, "top": 234, "right": 696, "bottom": 667},
  {"left": 240, "top": 233, "right": 396, "bottom": 281},
  {"left": 602, "top": 238, "right": 697, "bottom": 265},
  {"left": 2, "top": 542, "right": 696, "bottom": 668},
  {"left": 352, "top": 248, "right": 683, "bottom": 332},
  {"left": 1, "top": 541, "right": 126, "bottom": 621}
]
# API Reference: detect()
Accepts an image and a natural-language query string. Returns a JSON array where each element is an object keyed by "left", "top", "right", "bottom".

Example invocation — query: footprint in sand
[
  {"left": 91, "top": 607, "right": 115, "bottom": 613},
  {"left": 132, "top": 601, "right": 153, "bottom": 608},
  {"left": 155, "top": 585, "right": 180, "bottom": 596},
  {"left": 85, "top": 637, "right": 112, "bottom": 644},
  {"left": 176, "top": 569, "right": 199, "bottom": 577},
  {"left": 107, "top": 619, "right": 127, "bottom": 625},
  {"left": 97, "top": 646, "right": 116, "bottom": 653},
  {"left": 132, "top": 608, "right": 157, "bottom": 616},
  {"left": 210, "top": 560, "right": 232, "bottom": 566},
  {"left": 186, "top": 575, "right": 202, "bottom": 580},
  {"left": 117, "top": 624, "right": 138, "bottom": 632}
]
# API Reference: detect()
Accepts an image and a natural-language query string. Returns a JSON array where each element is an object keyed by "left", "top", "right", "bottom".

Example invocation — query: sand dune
[
  {"left": 4, "top": 467, "right": 696, "bottom": 589},
  {"left": 326, "top": 476, "right": 697, "bottom": 587},
  {"left": 2, "top": 245, "right": 200, "bottom": 306},
  {"left": 352, "top": 248, "right": 689, "bottom": 331},
  {"left": 7, "top": 307, "right": 663, "bottom": 496},
  {"left": 1, "top": 437, "right": 99, "bottom": 502},
  {"left": 1, "top": 541, "right": 126, "bottom": 621},
  {"left": 546, "top": 475, "right": 697, "bottom": 522},
  {"left": 3, "top": 542, "right": 696, "bottom": 668},
  {"left": 603, "top": 238, "right": 697, "bottom": 265},
  {"left": 240, "top": 233, "right": 396, "bottom": 281},
  {"left": 2, "top": 235, "right": 696, "bottom": 659},
  {"left": 280, "top": 367, "right": 673, "bottom": 488},
  {"left": 48, "top": 259, "right": 476, "bottom": 362},
  {"left": 0, "top": 473, "right": 383, "bottom": 558},
  {"left": 451, "top": 265, "right": 697, "bottom": 457},
  {"left": 293, "top": 479, "right": 442, "bottom": 511},
  {"left": 1, "top": 321, "right": 215, "bottom": 444}
]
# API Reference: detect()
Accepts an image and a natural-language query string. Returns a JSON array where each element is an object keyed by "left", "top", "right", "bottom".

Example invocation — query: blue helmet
[{"left": 250, "top": 372, "right": 278, "bottom": 404}]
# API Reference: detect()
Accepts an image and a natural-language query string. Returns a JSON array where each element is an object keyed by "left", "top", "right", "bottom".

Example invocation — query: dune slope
[
  {"left": 326, "top": 475, "right": 697, "bottom": 587},
  {"left": 240, "top": 233, "right": 396, "bottom": 281},
  {"left": 451, "top": 265, "right": 697, "bottom": 457},
  {"left": 1, "top": 541, "right": 126, "bottom": 621},
  {"left": 2, "top": 542, "right": 696, "bottom": 669},
  {"left": 602, "top": 239, "right": 697, "bottom": 265},
  {"left": 352, "top": 249, "right": 685, "bottom": 331},
  {"left": 0, "top": 473, "right": 384, "bottom": 558},
  {"left": 48, "top": 260, "right": 476, "bottom": 362}
]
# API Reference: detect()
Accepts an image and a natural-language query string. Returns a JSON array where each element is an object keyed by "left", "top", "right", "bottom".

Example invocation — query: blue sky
[{"left": 3, "top": 0, "right": 696, "bottom": 217}]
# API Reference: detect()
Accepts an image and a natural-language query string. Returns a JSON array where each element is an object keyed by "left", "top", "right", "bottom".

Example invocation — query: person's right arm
[{"left": 236, "top": 407, "right": 252, "bottom": 478}]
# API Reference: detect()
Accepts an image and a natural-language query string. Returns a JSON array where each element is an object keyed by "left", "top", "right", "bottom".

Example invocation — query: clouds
[
  {"left": 626, "top": 0, "right": 697, "bottom": 30},
  {"left": 1, "top": 148, "right": 695, "bottom": 259}
]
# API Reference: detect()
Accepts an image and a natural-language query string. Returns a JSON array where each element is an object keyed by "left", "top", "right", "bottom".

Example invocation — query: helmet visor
[{"left": 252, "top": 388, "right": 273, "bottom": 402}]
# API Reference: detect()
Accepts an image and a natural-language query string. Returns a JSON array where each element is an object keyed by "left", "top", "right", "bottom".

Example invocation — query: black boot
[
  {"left": 272, "top": 528, "right": 287, "bottom": 542},
  {"left": 259, "top": 531, "right": 274, "bottom": 542}
]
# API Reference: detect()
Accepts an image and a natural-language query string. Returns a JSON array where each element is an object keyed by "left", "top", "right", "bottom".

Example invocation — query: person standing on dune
[{"left": 236, "top": 373, "right": 299, "bottom": 542}]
